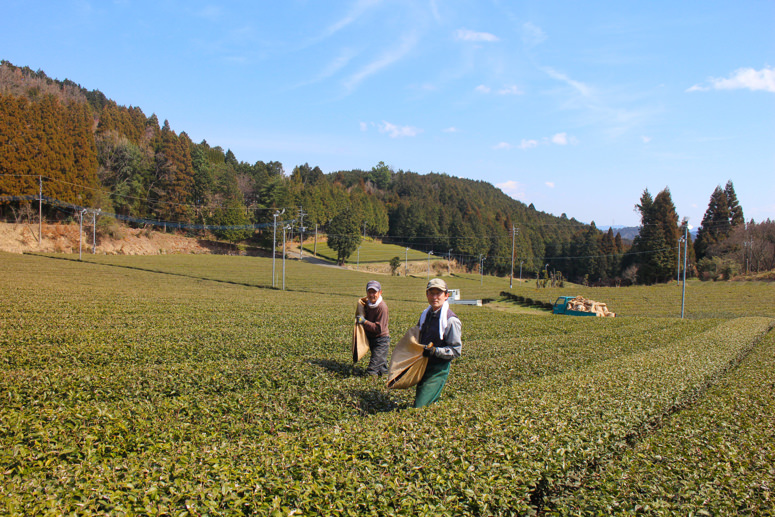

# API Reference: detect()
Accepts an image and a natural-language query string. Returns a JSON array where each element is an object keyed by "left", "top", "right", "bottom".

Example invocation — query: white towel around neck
[
  {"left": 367, "top": 295, "right": 383, "bottom": 309},
  {"left": 418, "top": 300, "right": 450, "bottom": 341}
]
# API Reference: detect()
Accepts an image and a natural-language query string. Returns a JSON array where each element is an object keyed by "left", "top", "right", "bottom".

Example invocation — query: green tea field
[{"left": 1, "top": 252, "right": 773, "bottom": 515}]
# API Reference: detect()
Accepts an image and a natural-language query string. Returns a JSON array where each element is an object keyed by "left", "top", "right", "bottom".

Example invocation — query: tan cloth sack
[
  {"left": 352, "top": 297, "right": 369, "bottom": 363},
  {"left": 386, "top": 326, "right": 429, "bottom": 390}
]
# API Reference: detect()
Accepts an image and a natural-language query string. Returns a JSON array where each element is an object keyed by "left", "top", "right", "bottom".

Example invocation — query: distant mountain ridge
[{"left": 601, "top": 226, "right": 640, "bottom": 242}]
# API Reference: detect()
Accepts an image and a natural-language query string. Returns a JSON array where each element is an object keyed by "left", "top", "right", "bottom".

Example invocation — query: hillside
[{"left": 1, "top": 60, "right": 622, "bottom": 283}]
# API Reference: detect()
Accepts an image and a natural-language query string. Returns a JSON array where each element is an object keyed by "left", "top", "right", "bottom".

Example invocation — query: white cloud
[
  {"left": 641, "top": 135, "right": 652, "bottom": 144},
  {"left": 360, "top": 122, "right": 368, "bottom": 132},
  {"left": 443, "top": 126, "right": 458, "bottom": 133},
  {"left": 455, "top": 29, "right": 499, "bottom": 42},
  {"left": 378, "top": 121, "right": 422, "bottom": 138},
  {"left": 495, "top": 133, "right": 576, "bottom": 151},
  {"left": 498, "top": 85, "right": 523, "bottom": 95},
  {"left": 543, "top": 67, "right": 593, "bottom": 97},
  {"left": 522, "top": 22, "right": 546, "bottom": 47},
  {"left": 429, "top": 0, "right": 441, "bottom": 22},
  {"left": 687, "top": 66, "right": 775, "bottom": 93},
  {"left": 545, "top": 182, "right": 555, "bottom": 188},
  {"left": 343, "top": 32, "right": 418, "bottom": 92},
  {"left": 496, "top": 180, "right": 526, "bottom": 200},
  {"left": 295, "top": 48, "right": 356, "bottom": 88},
  {"left": 323, "top": 0, "right": 383, "bottom": 38},
  {"left": 476, "top": 84, "right": 522, "bottom": 95}
]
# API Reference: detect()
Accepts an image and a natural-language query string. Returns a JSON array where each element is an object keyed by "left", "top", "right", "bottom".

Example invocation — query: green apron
[{"left": 413, "top": 359, "right": 451, "bottom": 408}]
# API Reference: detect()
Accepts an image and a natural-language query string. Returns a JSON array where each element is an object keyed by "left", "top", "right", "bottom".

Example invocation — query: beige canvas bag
[
  {"left": 352, "top": 297, "right": 370, "bottom": 363},
  {"left": 386, "top": 326, "right": 429, "bottom": 390}
]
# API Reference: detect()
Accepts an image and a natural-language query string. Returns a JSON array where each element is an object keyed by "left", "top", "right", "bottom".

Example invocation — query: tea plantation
[{"left": 1, "top": 252, "right": 773, "bottom": 515}]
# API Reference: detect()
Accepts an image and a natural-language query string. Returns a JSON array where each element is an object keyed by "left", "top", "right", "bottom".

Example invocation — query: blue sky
[{"left": 3, "top": 0, "right": 774, "bottom": 227}]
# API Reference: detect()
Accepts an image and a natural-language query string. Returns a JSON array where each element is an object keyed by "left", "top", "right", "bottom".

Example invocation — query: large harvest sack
[
  {"left": 567, "top": 295, "right": 616, "bottom": 317},
  {"left": 352, "top": 297, "right": 369, "bottom": 363},
  {"left": 386, "top": 326, "right": 429, "bottom": 390}
]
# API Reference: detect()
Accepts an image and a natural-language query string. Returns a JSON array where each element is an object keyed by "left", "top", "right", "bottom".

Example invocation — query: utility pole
[
  {"left": 92, "top": 209, "right": 101, "bottom": 254},
  {"left": 510, "top": 226, "right": 518, "bottom": 289},
  {"left": 681, "top": 221, "right": 691, "bottom": 318},
  {"left": 405, "top": 247, "right": 409, "bottom": 277},
  {"left": 313, "top": 224, "right": 318, "bottom": 257},
  {"left": 38, "top": 176, "right": 42, "bottom": 245},
  {"left": 78, "top": 208, "right": 86, "bottom": 260},
  {"left": 272, "top": 209, "right": 285, "bottom": 288},
  {"left": 480, "top": 255, "right": 485, "bottom": 285},
  {"left": 298, "top": 206, "right": 306, "bottom": 259},
  {"left": 677, "top": 236, "right": 683, "bottom": 284},
  {"left": 282, "top": 223, "right": 290, "bottom": 291},
  {"left": 448, "top": 248, "right": 453, "bottom": 275},
  {"left": 427, "top": 251, "right": 434, "bottom": 280}
]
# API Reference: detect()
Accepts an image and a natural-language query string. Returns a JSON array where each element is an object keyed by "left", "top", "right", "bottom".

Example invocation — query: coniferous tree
[
  {"left": 210, "top": 199, "right": 252, "bottom": 243},
  {"left": 632, "top": 189, "right": 674, "bottom": 284},
  {"left": 0, "top": 95, "right": 32, "bottom": 194},
  {"left": 652, "top": 188, "right": 680, "bottom": 280},
  {"left": 600, "top": 227, "right": 617, "bottom": 279},
  {"left": 695, "top": 185, "right": 733, "bottom": 260},
  {"left": 724, "top": 180, "right": 744, "bottom": 227},
  {"left": 153, "top": 122, "right": 195, "bottom": 222},
  {"left": 368, "top": 161, "right": 392, "bottom": 190}
]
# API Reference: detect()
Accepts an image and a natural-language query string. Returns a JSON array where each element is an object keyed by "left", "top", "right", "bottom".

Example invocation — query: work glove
[
  {"left": 356, "top": 315, "right": 365, "bottom": 324},
  {"left": 422, "top": 346, "right": 433, "bottom": 357}
]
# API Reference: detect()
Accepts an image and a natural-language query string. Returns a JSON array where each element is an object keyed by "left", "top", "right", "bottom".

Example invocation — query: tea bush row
[
  {"left": 32, "top": 252, "right": 775, "bottom": 319},
  {"left": 1, "top": 253, "right": 772, "bottom": 514},
  {"left": 546, "top": 323, "right": 775, "bottom": 515},
  {"left": 2, "top": 273, "right": 770, "bottom": 516}
]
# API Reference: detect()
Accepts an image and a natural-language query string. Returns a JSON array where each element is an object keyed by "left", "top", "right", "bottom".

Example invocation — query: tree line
[{"left": 1, "top": 61, "right": 771, "bottom": 283}]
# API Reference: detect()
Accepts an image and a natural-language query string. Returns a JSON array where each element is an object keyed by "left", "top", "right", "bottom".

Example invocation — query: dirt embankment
[{"left": 0, "top": 222, "right": 219, "bottom": 255}]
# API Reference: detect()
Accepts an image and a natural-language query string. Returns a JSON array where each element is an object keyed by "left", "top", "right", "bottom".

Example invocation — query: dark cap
[{"left": 366, "top": 280, "right": 382, "bottom": 292}]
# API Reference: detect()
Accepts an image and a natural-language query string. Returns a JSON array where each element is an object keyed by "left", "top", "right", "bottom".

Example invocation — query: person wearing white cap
[
  {"left": 414, "top": 278, "right": 462, "bottom": 407},
  {"left": 356, "top": 280, "right": 390, "bottom": 376}
]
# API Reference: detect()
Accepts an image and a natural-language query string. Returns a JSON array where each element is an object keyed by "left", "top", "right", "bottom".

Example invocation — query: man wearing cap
[
  {"left": 356, "top": 280, "right": 390, "bottom": 376},
  {"left": 414, "top": 278, "right": 462, "bottom": 407}
]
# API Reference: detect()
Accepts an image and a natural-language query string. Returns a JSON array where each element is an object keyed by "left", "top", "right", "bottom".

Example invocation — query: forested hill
[{"left": 0, "top": 60, "right": 609, "bottom": 277}]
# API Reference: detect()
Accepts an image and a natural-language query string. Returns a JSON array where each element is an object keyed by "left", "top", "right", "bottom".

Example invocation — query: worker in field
[
  {"left": 356, "top": 280, "right": 390, "bottom": 376},
  {"left": 414, "top": 278, "right": 462, "bottom": 408}
]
